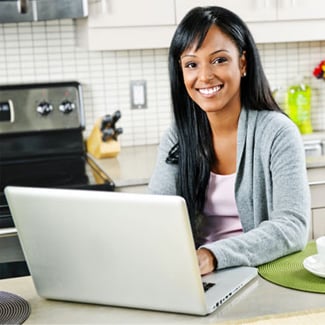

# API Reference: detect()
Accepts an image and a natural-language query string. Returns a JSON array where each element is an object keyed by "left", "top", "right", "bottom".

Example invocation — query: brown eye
[
  {"left": 212, "top": 57, "right": 227, "bottom": 64},
  {"left": 184, "top": 62, "right": 197, "bottom": 69}
]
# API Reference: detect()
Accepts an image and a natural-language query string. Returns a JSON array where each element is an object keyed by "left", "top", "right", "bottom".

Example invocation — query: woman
[{"left": 148, "top": 6, "right": 310, "bottom": 275}]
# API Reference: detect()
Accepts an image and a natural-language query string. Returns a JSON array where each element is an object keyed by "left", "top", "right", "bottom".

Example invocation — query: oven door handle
[{"left": 0, "top": 228, "right": 17, "bottom": 236}]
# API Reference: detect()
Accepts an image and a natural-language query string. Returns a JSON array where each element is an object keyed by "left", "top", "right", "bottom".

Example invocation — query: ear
[{"left": 240, "top": 51, "right": 247, "bottom": 77}]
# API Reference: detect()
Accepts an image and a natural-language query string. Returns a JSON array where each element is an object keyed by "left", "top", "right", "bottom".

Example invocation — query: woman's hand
[{"left": 197, "top": 248, "right": 217, "bottom": 275}]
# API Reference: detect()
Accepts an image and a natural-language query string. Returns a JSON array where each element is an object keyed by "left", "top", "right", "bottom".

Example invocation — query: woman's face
[{"left": 180, "top": 25, "right": 246, "bottom": 115}]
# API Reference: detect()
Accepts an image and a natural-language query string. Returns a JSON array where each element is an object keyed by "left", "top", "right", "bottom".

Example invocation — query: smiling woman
[
  {"left": 180, "top": 24, "right": 246, "bottom": 117},
  {"left": 149, "top": 6, "right": 310, "bottom": 275}
]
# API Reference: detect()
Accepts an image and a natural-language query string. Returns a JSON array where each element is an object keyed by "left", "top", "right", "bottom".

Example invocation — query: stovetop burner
[{"left": 0, "top": 153, "right": 115, "bottom": 228}]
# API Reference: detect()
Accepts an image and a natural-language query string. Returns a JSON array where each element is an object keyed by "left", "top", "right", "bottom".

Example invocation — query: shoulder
[
  {"left": 248, "top": 109, "right": 300, "bottom": 140},
  {"left": 243, "top": 109, "right": 304, "bottom": 161},
  {"left": 251, "top": 109, "right": 294, "bottom": 127},
  {"left": 258, "top": 109, "right": 293, "bottom": 125}
]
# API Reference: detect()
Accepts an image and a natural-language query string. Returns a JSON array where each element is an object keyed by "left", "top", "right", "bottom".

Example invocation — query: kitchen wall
[{"left": 1, "top": 19, "right": 325, "bottom": 147}]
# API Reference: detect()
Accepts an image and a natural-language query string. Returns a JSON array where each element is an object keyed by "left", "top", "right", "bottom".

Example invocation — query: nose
[{"left": 198, "top": 64, "right": 214, "bottom": 82}]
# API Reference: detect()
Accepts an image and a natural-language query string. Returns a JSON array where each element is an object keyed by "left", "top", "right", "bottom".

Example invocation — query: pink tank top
[{"left": 197, "top": 172, "right": 243, "bottom": 245}]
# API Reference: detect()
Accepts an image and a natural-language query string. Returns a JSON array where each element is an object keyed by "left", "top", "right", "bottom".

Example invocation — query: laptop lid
[{"left": 5, "top": 186, "right": 257, "bottom": 316}]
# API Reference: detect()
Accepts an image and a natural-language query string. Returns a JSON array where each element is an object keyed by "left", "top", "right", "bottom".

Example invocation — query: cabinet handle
[
  {"left": 309, "top": 181, "right": 325, "bottom": 186},
  {"left": 101, "top": 0, "right": 112, "bottom": 14},
  {"left": 278, "top": 0, "right": 296, "bottom": 10},
  {"left": 0, "top": 228, "right": 17, "bottom": 236},
  {"left": 257, "top": 0, "right": 272, "bottom": 9}
]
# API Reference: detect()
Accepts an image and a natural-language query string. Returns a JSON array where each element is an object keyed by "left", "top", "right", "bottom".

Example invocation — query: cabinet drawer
[
  {"left": 309, "top": 182, "right": 325, "bottom": 208},
  {"left": 307, "top": 167, "right": 325, "bottom": 183},
  {"left": 312, "top": 208, "right": 325, "bottom": 239}
]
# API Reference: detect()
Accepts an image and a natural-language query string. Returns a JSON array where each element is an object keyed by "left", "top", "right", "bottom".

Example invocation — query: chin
[{"left": 197, "top": 105, "right": 223, "bottom": 113}]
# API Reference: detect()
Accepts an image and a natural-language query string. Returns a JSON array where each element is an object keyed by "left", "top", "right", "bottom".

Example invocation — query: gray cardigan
[{"left": 148, "top": 108, "right": 310, "bottom": 269}]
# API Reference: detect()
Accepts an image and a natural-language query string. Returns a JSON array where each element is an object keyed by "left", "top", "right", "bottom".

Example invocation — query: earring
[{"left": 242, "top": 72, "right": 247, "bottom": 77}]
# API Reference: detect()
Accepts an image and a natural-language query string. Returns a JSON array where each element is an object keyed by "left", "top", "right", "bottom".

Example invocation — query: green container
[{"left": 286, "top": 81, "right": 313, "bottom": 134}]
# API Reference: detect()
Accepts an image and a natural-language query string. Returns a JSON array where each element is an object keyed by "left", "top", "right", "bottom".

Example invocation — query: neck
[{"left": 207, "top": 105, "right": 241, "bottom": 137}]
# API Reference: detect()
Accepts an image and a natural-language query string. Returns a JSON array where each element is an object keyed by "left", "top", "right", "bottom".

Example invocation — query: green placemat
[{"left": 258, "top": 241, "right": 325, "bottom": 293}]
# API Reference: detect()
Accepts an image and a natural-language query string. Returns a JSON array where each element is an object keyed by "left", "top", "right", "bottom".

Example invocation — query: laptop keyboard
[{"left": 203, "top": 282, "right": 215, "bottom": 292}]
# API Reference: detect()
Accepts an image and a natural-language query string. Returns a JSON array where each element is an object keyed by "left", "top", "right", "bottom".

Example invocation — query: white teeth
[{"left": 199, "top": 86, "right": 221, "bottom": 95}]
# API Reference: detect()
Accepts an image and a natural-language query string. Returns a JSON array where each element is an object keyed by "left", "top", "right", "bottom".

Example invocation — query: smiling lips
[{"left": 198, "top": 85, "right": 223, "bottom": 96}]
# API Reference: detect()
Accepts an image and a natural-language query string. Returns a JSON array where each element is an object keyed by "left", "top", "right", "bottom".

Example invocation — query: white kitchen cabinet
[
  {"left": 176, "top": 0, "right": 325, "bottom": 22},
  {"left": 312, "top": 208, "right": 325, "bottom": 239},
  {"left": 277, "top": 0, "right": 325, "bottom": 20},
  {"left": 77, "top": 0, "right": 325, "bottom": 51},
  {"left": 308, "top": 166, "right": 325, "bottom": 239},
  {"left": 88, "top": 0, "right": 175, "bottom": 27},
  {"left": 175, "top": 0, "right": 277, "bottom": 23},
  {"left": 309, "top": 181, "right": 325, "bottom": 240},
  {"left": 76, "top": 0, "right": 176, "bottom": 50},
  {"left": 175, "top": 0, "right": 325, "bottom": 43}
]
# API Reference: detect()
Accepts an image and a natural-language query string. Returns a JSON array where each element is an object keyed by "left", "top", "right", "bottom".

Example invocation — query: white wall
[{"left": 1, "top": 19, "right": 325, "bottom": 146}]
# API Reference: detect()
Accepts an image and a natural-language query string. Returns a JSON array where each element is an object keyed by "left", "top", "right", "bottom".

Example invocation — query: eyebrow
[{"left": 180, "top": 49, "right": 229, "bottom": 59}]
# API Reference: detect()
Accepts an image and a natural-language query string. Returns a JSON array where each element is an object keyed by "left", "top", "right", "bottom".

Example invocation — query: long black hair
[{"left": 167, "top": 6, "right": 282, "bottom": 240}]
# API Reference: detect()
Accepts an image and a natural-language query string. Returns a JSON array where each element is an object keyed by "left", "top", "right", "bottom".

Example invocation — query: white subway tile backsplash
[{"left": 1, "top": 19, "right": 325, "bottom": 146}]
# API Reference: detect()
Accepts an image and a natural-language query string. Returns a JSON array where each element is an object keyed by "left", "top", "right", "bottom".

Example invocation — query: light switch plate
[{"left": 130, "top": 80, "right": 147, "bottom": 109}]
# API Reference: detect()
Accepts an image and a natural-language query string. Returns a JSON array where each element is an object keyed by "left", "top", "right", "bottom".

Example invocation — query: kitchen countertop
[
  {"left": 0, "top": 275, "right": 324, "bottom": 324},
  {"left": 301, "top": 131, "right": 325, "bottom": 142},
  {"left": 90, "top": 144, "right": 159, "bottom": 188},
  {"left": 91, "top": 142, "right": 325, "bottom": 188}
]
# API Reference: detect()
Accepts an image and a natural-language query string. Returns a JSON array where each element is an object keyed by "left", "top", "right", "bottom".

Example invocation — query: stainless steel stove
[{"left": 0, "top": 81, "right": 115, "bottom": 278}]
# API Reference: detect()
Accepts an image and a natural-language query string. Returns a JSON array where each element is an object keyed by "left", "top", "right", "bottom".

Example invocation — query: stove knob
[
  {"left": 59, "top": 100, "right": 75, "bottom": 114},
  {"left": 37, "top": 101, "right": 53, "bottom": 116}
]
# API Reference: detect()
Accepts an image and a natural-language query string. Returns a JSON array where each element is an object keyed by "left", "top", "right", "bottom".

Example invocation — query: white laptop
[{"left": 5, "top": 186, "right": 257, "bottom": 316}]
